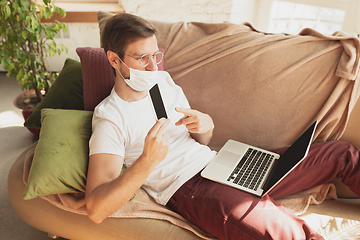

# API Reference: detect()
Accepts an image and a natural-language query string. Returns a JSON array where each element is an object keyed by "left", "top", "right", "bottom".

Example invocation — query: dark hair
[{"left": 101, "top": 13, "right": 157, "bottom": 61}]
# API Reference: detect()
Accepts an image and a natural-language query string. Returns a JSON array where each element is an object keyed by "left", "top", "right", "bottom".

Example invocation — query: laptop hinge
[{"left": 261, "top": 158, "right": 279, "bottom": 193}]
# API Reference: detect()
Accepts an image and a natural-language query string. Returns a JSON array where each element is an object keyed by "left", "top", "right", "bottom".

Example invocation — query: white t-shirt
[{"left": 89, "top": 71, "right": 217, "bottom": 205}]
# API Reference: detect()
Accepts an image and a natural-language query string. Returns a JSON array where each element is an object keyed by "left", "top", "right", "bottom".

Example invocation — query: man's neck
[{"left": 114, "top": 76, "right": 148, "bottom": 102}]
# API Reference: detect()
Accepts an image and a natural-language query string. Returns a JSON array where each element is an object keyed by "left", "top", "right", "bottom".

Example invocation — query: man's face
[{"left": 120, "top": 34, "right": 159, "bottom": 78}]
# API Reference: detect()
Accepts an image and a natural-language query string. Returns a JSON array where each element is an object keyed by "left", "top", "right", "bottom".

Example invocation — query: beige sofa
[{"left": 7, "top": 11, "right": 360, "bottom": 240}]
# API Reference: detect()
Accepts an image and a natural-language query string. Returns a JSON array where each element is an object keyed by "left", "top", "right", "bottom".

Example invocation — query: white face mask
[{"left": 116, "top": 56, "right": 158, "bottom": 92}]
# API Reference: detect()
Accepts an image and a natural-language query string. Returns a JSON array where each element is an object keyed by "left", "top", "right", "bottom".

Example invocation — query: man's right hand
[{"left": 141, "top": 118, "right": 171, "bottom": 166}]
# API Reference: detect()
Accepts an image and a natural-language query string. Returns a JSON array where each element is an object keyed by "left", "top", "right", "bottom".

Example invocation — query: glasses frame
[{"left": 120, "top": 51, "right": 164, "bottom": 67}]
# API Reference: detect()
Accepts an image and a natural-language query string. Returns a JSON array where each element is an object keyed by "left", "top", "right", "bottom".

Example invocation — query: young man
[{"left": 85, "top": 13, "right": 360, "bottom": 240}]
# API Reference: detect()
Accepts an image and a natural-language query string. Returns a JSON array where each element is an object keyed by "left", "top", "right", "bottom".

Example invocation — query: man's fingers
[
  {"left": 157, "top": 118, "right": 170, "bottom": 136},
  {"left": 175, "top": 107, "right": 195, "bottom": 116},
  {"left": 175, "top": 115, "right": 189, "bottom": 126},
  {"left": 184, "top": 123, "right": 197, "bottom": 133},
  {"left": 176, "top": 107, "right": 198, "bottom": 126},
  {"left": 149, "top": 118, "right": 170, "bottom": 137}
]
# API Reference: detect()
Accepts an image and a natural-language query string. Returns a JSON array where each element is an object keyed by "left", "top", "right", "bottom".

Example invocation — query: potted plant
[{"left": 0, "top": 0, "right": 68, "bottom": 133}]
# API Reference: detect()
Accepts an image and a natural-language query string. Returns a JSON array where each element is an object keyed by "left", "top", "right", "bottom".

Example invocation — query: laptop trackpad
[{"left": 214, "top": 150, "right": 240, "bottom": 168}]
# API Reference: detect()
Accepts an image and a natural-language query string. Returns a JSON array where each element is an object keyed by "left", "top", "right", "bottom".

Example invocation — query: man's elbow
[
  {"left": 86, "top": 200, "right": 106, "bottom": 224},
  {"left": 89, "top": 215, "right": 104, "bottom": 224},
  {"left": 87, "top": 208, "right": 105, "bottom": 224}
]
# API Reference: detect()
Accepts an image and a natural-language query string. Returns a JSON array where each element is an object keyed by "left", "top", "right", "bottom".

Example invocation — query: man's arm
[
  {"left": 175, "top": 107, "right": 214, "bottom": 145},
  {"left": 85, "top": 118, "right": 170, "bottom": 224}
]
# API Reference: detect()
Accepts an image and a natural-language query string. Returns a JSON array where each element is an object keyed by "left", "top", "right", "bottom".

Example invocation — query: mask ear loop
[
  {"left": 117, "top": 55, "right": 130, "bottom": 69},
  {"left": 116, "top": 55, "right": 130, "bottom": 80},
  {"left": 116, "top": 68, "right": 127, "bottom": 81}
]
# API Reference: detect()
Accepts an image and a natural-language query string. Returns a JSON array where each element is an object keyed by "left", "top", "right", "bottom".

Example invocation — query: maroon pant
[{"left": 167, "top": 141, "right": 360, "bottom": 240}]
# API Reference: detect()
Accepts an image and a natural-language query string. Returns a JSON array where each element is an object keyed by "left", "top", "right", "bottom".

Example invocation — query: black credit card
[{"left": 149, "top": 83, "right": 168, "bottom": 120}]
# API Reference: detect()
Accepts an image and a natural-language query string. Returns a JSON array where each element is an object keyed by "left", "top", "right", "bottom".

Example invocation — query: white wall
[
  {"left": 120, "top": 0, "right": 233, "bottom": 23},
  {"left": 46, "top": 23, "right": 100, "bottom": 71},
  {"left": 230, "top": 0, "right": 259, "bottom": 25}
]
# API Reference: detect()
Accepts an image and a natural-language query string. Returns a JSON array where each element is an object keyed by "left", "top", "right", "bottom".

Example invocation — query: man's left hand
[{"left": 175, "top": 107, "right": 214, "bottom": 134}]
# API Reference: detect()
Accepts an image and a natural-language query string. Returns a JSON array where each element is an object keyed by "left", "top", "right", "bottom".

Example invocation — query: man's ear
[{"left": 107, "top": 50, "right": 121, "bottom": 69}]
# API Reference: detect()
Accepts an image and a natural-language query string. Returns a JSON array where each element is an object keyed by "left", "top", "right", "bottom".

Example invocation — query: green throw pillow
[
  {"left": 23, "top": 108, "right": 93, "bottom": 200},
  {"left": 24, "top": 58, "right": 84, "bottom": 129}
]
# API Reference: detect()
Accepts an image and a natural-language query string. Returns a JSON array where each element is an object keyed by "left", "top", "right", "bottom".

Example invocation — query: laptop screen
[{"left": 262, "top": 121, "right": 317, "bottom": 193}]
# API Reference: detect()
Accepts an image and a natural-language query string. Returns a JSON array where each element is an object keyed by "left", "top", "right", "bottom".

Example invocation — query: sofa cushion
[
  {"left": 24, "top": 58, "right": 84, "bottom": 129},
  {"left": 97, "top": 11, "right": 111, "bottom": 48},
  {"left": 76, "top": 47, "right": 115, "bottom": 111},
  {"left": 23, "top": 108, "right": 93, "bottom": 200}
]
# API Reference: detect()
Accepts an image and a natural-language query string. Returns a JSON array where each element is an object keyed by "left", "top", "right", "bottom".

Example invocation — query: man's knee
[{"left": 323, "top": 140, "right": 359, "bottom": 157}]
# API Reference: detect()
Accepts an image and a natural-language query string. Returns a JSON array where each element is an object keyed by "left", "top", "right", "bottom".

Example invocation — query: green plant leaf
[
  {"left": 20, "top": 0, "right": 30, "bottom": 10},
  {"left": 0, "top": 0, "right": 8, "bottom": 6},
  {"left": 21, "top": 30, "right": 27, "bottom": 39},
  {"left": 4, "top": 5, "right": 11, "bottom": 18},
  {"left": 16, "top": 68, "right": 24, "bottom": 81},
  {"left": 8, "top": 63, "right": 15, "bottom": 71},
  {"left": 31, "top": 18, "right": 38, "bottom": 31}
]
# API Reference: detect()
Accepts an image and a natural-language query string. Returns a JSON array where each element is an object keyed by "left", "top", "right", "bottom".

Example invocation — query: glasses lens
[
  {"left": 138, "top": 52, "right": 164, "bottom": 67},
  {"left": 139, "top": 54, "right": 150, "bottom": 67},
  {"left": 155, "top": 52, "right": 163, "bottom": 64}
]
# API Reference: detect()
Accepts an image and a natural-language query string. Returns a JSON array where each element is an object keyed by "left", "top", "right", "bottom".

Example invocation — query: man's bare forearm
[{"left": 86, "top": 156, "right": 156, "bottom": 224}]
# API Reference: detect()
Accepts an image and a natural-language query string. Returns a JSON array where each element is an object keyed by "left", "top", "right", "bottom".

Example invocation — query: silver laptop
[{"left": 201, "top": 121, "right": 318, "bottom": 197}]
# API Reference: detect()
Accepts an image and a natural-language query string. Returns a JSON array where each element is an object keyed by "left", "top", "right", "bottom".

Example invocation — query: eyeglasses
[{"left": 121, "top": 51, "right": 164, "bottom": 67}]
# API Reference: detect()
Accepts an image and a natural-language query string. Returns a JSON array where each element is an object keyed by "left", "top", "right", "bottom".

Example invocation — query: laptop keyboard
[{"left": 227, "top": 148, "right": 274, "bottom": 191}]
